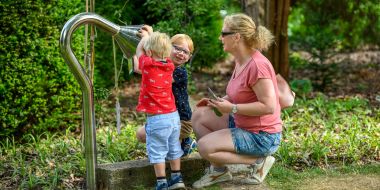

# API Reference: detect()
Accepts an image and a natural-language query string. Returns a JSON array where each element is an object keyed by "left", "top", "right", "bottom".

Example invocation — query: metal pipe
[{"left": 59, "top": 12, "right": 140, "bottom": 189}]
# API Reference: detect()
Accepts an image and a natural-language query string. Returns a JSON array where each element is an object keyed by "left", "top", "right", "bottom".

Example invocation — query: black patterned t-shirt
[{"left": 172, "top": 66, "right": 192, "bottom": 121}]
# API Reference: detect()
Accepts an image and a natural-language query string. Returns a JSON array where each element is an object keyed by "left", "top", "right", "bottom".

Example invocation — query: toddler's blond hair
[{"left": 144, "top": 32, "right": 172, "bottom": 59}]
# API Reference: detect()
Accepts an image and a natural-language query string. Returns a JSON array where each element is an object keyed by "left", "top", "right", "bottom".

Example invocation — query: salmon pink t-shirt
[
  {"left": 226, "top": 51, "right": 282, "bottom": 134},
  {"left": 136, "top": 55, "right": 177, "bottom": 114}
]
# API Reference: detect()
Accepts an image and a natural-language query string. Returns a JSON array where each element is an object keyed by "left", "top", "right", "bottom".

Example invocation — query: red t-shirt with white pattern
[{"left": 136, "top": 55, "right": 177, "bottom": 114}]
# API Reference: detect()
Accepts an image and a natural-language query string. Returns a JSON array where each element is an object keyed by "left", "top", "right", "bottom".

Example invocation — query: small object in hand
[
  {"left": 207, "top": 87, "right": 223, "bottom": 117},
  {"left": 208, "top": 87, "right": 219, "bottom": 100}
]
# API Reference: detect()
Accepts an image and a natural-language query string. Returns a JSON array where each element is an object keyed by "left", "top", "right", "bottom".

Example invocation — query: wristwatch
[{"left": 231, "top": 104, "right": 238, "bottom": 114}]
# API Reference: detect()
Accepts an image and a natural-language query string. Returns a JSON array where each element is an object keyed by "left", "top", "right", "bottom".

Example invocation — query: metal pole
[{"left": 59, "top": 12, "right": 140, "bottom": 189}]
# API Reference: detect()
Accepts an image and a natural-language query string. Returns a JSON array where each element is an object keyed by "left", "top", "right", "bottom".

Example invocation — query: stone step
[
  {"left": 96, "top": 153, "right": 270, "bottom": 190},
  {"left": 96, "top": 153, "right": 209, "bottom": 189}
]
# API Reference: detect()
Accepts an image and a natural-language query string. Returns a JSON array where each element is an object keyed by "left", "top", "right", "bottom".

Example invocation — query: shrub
[
  {"left": 288, "top": 0, "right": 380, "bottom": 63},
  {"left": 0, "top": 0, "right": 84, "bottom": 137},
  {"left": 89, "top": 0, "right": 146, "bottom": 88},
  {"left": 92, "top": 0, "right": 228, "bottom": 88},
  {"left": 144, "top": 0, "right": 226, "bottom": 70}
]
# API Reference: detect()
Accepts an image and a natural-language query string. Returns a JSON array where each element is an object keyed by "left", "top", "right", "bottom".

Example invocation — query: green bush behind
[
  {"left": 288, "top": 0, "right": 380, "bottom": 63},
  {"left": 0, "top": 0, "right": 229, "bottom": 137},
  {"left": 0, "top": 0, "right": 85, "bottom": 137},
  {"left": 145, "top": 0, "right": 226, "bottom": 71},
  {"left": 92, "top": 0, "right": 227, "bottom": 87},
  {"left": 88, "top": 0, "right": 146, "bottom": 88}
]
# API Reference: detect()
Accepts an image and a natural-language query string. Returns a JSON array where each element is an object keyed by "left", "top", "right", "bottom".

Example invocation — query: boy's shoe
[
  {"left": 168, "top": 174, "right": 186, "bottom": 190},
  {"left": 181, "top": 137, "right": 197, "bottom": 157},
  {"left": 241, "top": 156, "right": 275, "bottom": 185},
  {"left": 155, "top": 182, "right": 168, "bottom": 190},
  {"left": 192, "top": 166, "right": 232, "bottom": 189}
]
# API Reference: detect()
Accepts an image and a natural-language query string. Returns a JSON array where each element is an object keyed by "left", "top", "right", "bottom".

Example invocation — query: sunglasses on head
[{"left": 220, "top": 31, "right": 236, "bottom": 37}]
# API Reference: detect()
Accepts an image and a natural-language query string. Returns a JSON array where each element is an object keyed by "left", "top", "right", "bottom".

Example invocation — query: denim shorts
[
  {"left": 228, "top": 115, "right": 281, "bottom": 157},
  {"left": 145, "top": 111, "right": 183, "bottom": 164}
]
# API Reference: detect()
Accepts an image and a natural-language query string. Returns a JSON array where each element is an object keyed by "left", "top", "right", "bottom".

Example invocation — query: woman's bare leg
[
  {"left": 197, "top": 128, "right": 258, "bottom": 167},
  {"left": 191, "top": 106, "right": 229, "bottom": 139},
  {"left": 192, "top": 107, "right": 258, "bottom": 166}
]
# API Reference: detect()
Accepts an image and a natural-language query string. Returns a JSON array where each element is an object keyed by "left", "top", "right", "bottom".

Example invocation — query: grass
[{"left": 0, "top": 95, "right": 379, "bottom": 189}]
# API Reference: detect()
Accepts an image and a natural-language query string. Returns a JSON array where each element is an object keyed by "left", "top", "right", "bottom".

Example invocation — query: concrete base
[{"left": 96, "top": 153, "right": 209, "bottom": 190}]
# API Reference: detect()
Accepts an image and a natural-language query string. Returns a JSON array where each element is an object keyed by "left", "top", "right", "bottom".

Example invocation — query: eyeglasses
[
  {"left": 220, "top": 31, "right": 236, "bottom": 37},
  {"left": 172, "top": 45, "right": 191, "bottom": 56}
]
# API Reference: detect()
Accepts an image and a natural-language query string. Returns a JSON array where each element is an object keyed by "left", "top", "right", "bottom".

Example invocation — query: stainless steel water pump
[{"left": 60, "top": 12, "right": 141, "bottom": 189}]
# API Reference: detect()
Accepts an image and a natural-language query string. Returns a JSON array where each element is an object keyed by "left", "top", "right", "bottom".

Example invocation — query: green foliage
[
  {"left": 289, "top": 51, "right": 309, "bottom": 69},
  {"left": 290, "top": 79, "right": 313, "bottom": 97},
  {"left": 278, "top": 94, "right": 380, "bottom": 166},
  {"left": 289, "top": 0, "right": 380, "bottom": 63},
  {"left": 92, "top": 0, "right": 229, "bottom": 88},
  {"left": 62, "top": 0, "right": 234, "bottom": 90},
  {"left": 0, "top": 0, "right": 84, "bottom": 137},
  {"left": 0, "top": 130, "right": 85, "bottom": 189},
  {"left": 0, "top": 121, "right": 142, "bottom": 188},
  {"left": 96, "top": 124, "right": 146, "bottom": 163},
  {"left": 90, "top": 0, "right": 146, "bottom": 88},
  {"left": 144, "top": 0, "right": 226, "bottom": 70}
]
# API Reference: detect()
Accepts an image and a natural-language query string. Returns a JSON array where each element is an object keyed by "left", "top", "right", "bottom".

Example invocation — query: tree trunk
[{"left": 241, "top": 0, "right": 290, "bottom": 80}]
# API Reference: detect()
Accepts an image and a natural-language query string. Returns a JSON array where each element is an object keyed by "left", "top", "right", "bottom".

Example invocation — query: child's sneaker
[
  {"left": 241, "top": 155, "right": 275, "bottom": 184},
  {"left": 192, "top": 166, "right": 232, "bottom": 189},
  {"left": 181, "top": 137, "right": 197, "bottom": 157},
  {"left": 168, "top": 174, "right": 185, "bottom": 190},
  {"left": 155, "top": 182, "right": 168, "bottom": 190}
]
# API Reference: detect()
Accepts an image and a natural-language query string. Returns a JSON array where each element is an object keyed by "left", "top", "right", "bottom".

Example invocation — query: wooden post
[{"left": 241, "top": 0, "right": 290, "bottom": 80}]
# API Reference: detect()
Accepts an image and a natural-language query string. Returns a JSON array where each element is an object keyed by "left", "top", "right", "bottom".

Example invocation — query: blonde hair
[
  {"left": 224, "top": 13, "right": 274, "bottom": 51},
  {"left": 144, "top": 32, "right": 172, "bottom": 59},
  {"left": 171, "top": 34, "right": 194, "bottom": 53}
]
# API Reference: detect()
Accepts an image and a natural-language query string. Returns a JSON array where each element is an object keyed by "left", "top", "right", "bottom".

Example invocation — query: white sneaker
[
  {"left": 242, "top": 156, "right": 275, "bottom": 185},
  {"left": 192, "top": 166, "right": 233, "bottom": 189}
]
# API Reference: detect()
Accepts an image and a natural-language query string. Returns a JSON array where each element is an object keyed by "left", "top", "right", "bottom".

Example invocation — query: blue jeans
[
  {"left": 145, "top": 111, "right": 183, "bottom": 164},
  {"left": 228, "top": 115, "right": 281, "bottom": 157}
]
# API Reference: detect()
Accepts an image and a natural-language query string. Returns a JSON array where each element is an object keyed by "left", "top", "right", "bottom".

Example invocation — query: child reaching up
[
  {"left": 134, "top": 30, "right": 185, "bottom": 190},
  {"left": 136, "top": 28, "right": 197, "bottom": 157}
]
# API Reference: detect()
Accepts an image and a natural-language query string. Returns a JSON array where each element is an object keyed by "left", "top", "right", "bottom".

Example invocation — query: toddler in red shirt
[{"left": 134, "top": 30, "right": 185, "bottom": 190}]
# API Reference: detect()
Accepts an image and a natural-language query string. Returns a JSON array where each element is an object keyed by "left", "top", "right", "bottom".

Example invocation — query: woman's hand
[
  {"left": 195, "top": 98, "right": 210, "bottom": 107},
  {"left": 207, "top": 98, "right": 233, "bottom": 113}
]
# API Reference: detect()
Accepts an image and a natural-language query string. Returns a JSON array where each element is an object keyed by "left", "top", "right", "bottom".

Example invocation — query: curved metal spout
[{"left": 59, "top": 12, "right": 140, "bottom": 190}]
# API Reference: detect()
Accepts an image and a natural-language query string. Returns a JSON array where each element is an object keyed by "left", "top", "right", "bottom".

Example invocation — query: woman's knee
[
  {"left": 197, "top": 138, "right": 207, "bottom": 158},
  {"left": 191, "top": 107, "right": 204, "bottom": 124},
  {"left": 197, "top": 137, "right": 213, "bottom": 159},
  {"left": 191, "top": 107, "right": 212, "bottom": 127}
]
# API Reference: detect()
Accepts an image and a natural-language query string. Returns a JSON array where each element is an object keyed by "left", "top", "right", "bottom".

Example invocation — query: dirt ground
[
  {"left": 296, "top": 174, "right": 380, "bottom": 190},
  {"left": 213, "top": 174, "right": 380, "bottom": 190}
]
